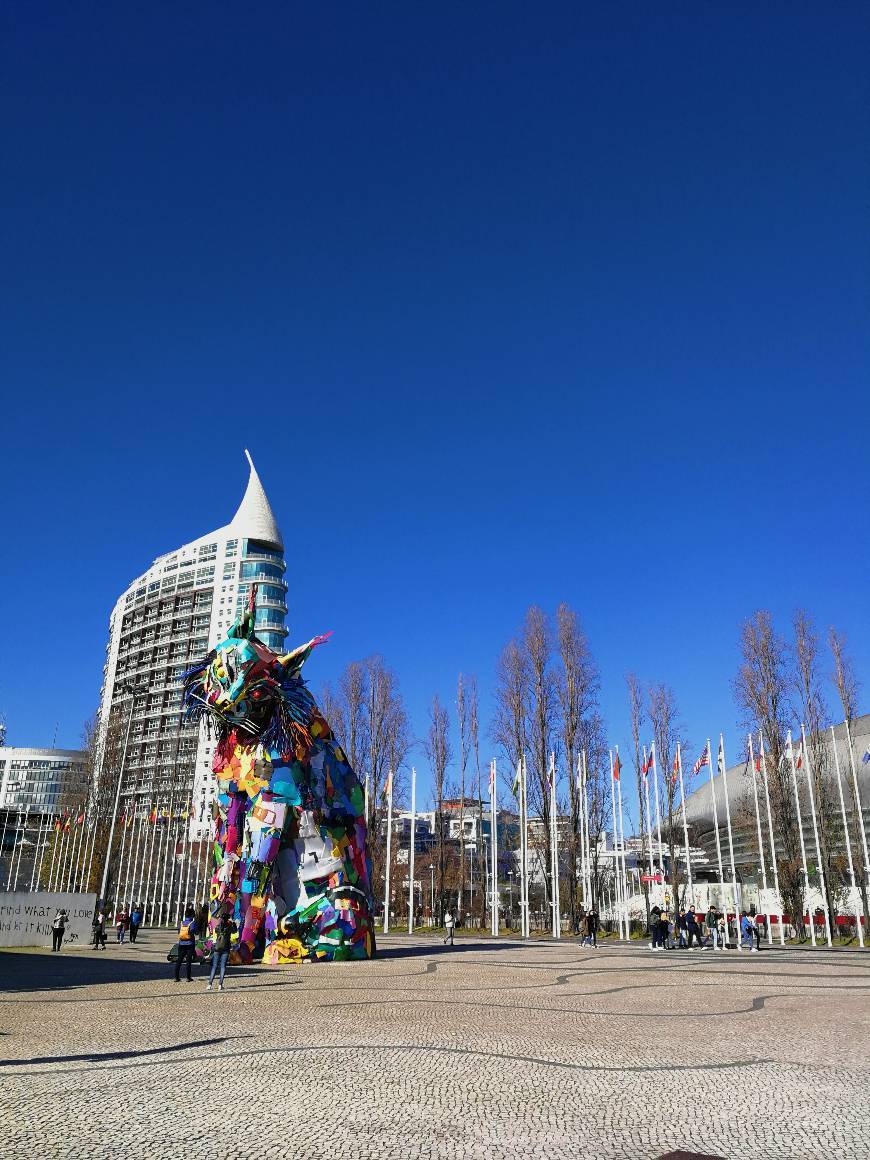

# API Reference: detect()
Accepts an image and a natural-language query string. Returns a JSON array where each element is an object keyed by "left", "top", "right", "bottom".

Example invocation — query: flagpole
[
  {"left": 581, "top": 750, "right": 591, "bottom": 916},
  {"left": 649, "top": 743, "right": 665, "bottom": 876},
  {"left": 705, "top": 739, "right": 726, "bottom": 913},
  {"left": 830, "top": 725, "right": 863, "bottom": 948},
  {"left": 642, "top": 746, "right": 654, "bottom": 879},
  {"left": 576, "top": 751, "right": 586, "bottom": 909},
  {"left": 66, "top": 807, "right": 84, "bottom": 893},
  {"left": 382, "top": 765, "right": 394, "bottom": 937},
  {"left": 759, "top": 733, "right": 784, "bottom": 946},
  {"left": 608, "top": 749, "right": 623, "bottom": 939},
  {"left": 843, "top": 718, "right": 870, "bottom": 929},
  {"left": 718, "top": 736, "right": 741, "bottom": 952},
  {"left": 521, "top": 755, "right": 529, "bottom": 939},
  {"left": 747, "top": 734, "right": 768, "bottom": 893},
  {"left": 615, "top": 747, "right": 630, "bottom": 940},
  {"left": 408, "top": 766, "right": 416, "bottom": 934},
  {"left": 143, "top": 803, "right": 160, "bottom": 925},
  {"left": 676, "top": 743, "right": 694, "bottom": 909},
  {"left": 12, "top": 807, "right": 30, "bottom": 890},
  {"left": 29, "top": 814, "right": 45, "bottom": 892},
  {"left": 786, "top": 730, "right": 814, "bottom": 947},
  {"left": 490, "top": 760, "right": 499, "bottom": 937},
  {"left": 125, "top": 802, "right": 145, "bottom": 912},
  {"left": 802, "top": 724, "right": 833, "bottom": 947}
]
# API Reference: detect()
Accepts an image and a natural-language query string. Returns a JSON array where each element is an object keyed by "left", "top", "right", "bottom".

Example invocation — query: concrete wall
[{"left": 0, "top": 892, "right": 97, "bottom": 948}]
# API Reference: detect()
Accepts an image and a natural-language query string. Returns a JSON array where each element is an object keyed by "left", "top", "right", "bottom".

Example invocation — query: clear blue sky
[{"left": 2, "top": 4, "right": 868, "bottom": 819}]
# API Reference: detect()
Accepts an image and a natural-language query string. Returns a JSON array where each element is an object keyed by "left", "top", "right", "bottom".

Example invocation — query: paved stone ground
[{"left": 0, "top": 933, "right": 868, "bottom": 1159}]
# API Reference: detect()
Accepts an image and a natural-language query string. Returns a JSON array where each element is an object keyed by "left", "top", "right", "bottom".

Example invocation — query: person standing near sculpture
[
  {"left": 129, "top": 905, "right": 142, "bottom": 943},
  {"left": 51, "top": 909, "right": 67, "bottom": 952},
  {"left": 174, "top": 907, "right": 198, "bottom": 982},
  {"left": 207, "top": 911, "right": 236, "bottom": 991}
]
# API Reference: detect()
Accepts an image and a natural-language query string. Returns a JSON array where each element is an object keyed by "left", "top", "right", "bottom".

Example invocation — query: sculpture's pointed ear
[{"left": 278, "top": 632, "right": 333, "bottom": 675}]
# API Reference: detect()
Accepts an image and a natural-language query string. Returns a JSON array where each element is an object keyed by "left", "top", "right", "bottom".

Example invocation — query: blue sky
[{"left": 2, "top": 4, "right": 868, "bottom": 819}]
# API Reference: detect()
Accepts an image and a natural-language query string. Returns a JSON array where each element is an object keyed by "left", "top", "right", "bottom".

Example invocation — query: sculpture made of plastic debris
[{"left": 182, "top": 586, "right": 374, "bottom": 963}]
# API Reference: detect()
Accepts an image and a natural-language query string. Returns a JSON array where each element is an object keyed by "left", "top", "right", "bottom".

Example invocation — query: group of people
[
  {"left": 577, "top": 907, "right": 600, "bottom": 947},
  {"left": 648, "top": 904, "right": 763, "bottom": 951},
  {"left": 173, "top": 904, "right": 236, "bottom": 991}
]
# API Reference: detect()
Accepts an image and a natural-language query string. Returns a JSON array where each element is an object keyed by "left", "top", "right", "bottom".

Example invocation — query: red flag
[
  {"left": 671, "top": 755, "right": 679, "bottom": 785},
  {"left": 755, "top": 757, "right": 761, "bottom": 773},
  {"left": 54, "top": 818, "right": 62, "bottom": 832},
  {"left": 613, "top": 754, "right": 622, "bottom": 781}
]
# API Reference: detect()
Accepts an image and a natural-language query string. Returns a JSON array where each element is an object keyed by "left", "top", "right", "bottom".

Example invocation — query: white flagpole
[
  {"left": 608, "top": 749, "right": 624, "bottom": 939},
  {"left": 0, "top": 810, "right": 10, "bottom": 878},
  {"left": 12, "top": 807, "right": 30, "bottom": 890},
  {"left": 642, "top": 747, "right": 654, "bottom": 878},
  {"left": 66, "top": 808, "right": 84, "bottom": 893},
  {"left": 706, "top": 739, "right": 726, "bottom": 905},
  {"left": 786, "top": 730, "right": 814, "bottom": 946},
  {"left": 576, "top": 751, "right": 586, "bottom": 909},
  {"left": 521, "top": 755, "right": 529, "bottom": 939},
  {"left": 125, "top": 803, "right": 145, "bottom": 911},
  {"left": 718, "top": 735, "right": 741, "bottom": 952},
  {"left": 843, "top": 718, "right": 870, "bottom": 928},
  {"left": 382, "top": 769, "right": 394, "bottom": 935},
  {"left": 677, "top": 743, "right": 694, "bottom": 908},
  {"left": 5, "top": 810, "right": 20, "bottom": 890},
  {"left": 408, "top": 766, "right": 416, "bottom": 934},
  {"left": 142, "top": 805, "right": 159, "bottom": 924},
  {"left": 490, "top": 760, "right": 499, "bottom": 937},
  {"left": 581, "top": 750, "right": 591, "bottom": 914},
  {"left": 554, "top": 751, "right": 561, "bottom": 941},
  {"left": 154, "top": 805, "right": 171, "bottom": 926},
  {"left": 802, "top": 724, "right": 833, "bottom": 947},
  {"left": 758, "top": 733, "right": 784, "bottom": 946},
  {"left": 29, "top": 813, "right": 46, "bottom": 892},
  {"left": 830, "top": 725, "right": 864, "bottom": 948},
  {"left": 747, "top": 735, "right": 768, "bottom": 893},
  {"left": 615, "top": 747, "right": 629, "bottom": 940},
  {"left": 364, "top": 771, "right": 370, "bottom": 830},
  {"left": 649, "top": 743, "right": 665, "bottom": 876}
]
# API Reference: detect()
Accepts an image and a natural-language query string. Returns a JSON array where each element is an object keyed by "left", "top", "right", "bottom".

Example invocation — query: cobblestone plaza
[{"left": 1, "top": 934, "right": 868, "bottom": 1159}]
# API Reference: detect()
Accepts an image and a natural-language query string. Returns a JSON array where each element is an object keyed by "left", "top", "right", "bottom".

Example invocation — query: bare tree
[
  {"left": 456, "top": 674, "right": 468, "bottom": 913},
  {"left": 523, "top": 607, "right": 559, "bottom": 914},
  {"left": 492, "top": 638, "right": 529, "bottom": 770},
  {"left": 626, "top": 673, "right": 650, "bottom": 922},
  {"left": 735, "top": 610, "right": 805, "bottom": 938},
  {"left": 556, "top": 603, "right": 599, "bottom": 930},
  {"left": 648, "top": 683, "right": 682, "bottom": 909},
  {"left": 829, "top": 626, "right": 869, "bottom": 932},
  {"left": 793, "top": 610, "right": 840, "bottom": 926},
  {"left": 425, "top": 694, "right": 452, "bottom": 924},
  {"left": 578, "top": 711, "right": 611, "bottom": 913}
]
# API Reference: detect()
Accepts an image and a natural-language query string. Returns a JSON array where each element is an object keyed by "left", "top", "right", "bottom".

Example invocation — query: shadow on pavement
[
  {"left": 0, "top": 1034, "right": 252, "bottom": 1067},
  {"left": 0, "top": 950, "right": 261, "bottom": 993}
]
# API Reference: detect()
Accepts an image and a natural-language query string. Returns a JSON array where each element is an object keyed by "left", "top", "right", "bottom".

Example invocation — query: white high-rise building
[{"left": 98, "top": 450, "right": 287, "bottom": 830}]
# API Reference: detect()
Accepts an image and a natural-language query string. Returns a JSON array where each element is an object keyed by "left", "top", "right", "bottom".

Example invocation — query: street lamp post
[{"left": 98, "top": 684, "right": 136, "bottom": 905}]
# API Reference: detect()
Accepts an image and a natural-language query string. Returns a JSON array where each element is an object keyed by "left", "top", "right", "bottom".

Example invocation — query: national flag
[
  {"left": 692, "top": 743, "right": 710, "bottom": 776},
  {"left": 717, "top": 738, "right": 725, "bottom": 775},
  {"left": 612, "top": 753, "right": 621, "bottom": 781},
  {"left": 149, "top": 807, "right": 157, "bottom": 824},
  {"left": 671, "top": 754, "right": 679, "bottom": 786},
  {"left": 642, "top": 750, "right": 652, "bottom": 775},
  {"left": 754, "top": 756, "right": 761, "bottom": 773},
  {"left": 383, "top": 770, "right": 393, "bottom": 798},
  {"left": 512, "top": 763, "right": 522, "bottom": 799},
  {"left": 75, "top": 811, "right": 85, "bottom": 826},
  {"left": 795, "top": 741, "right": 803, "bottom": 770},
  {"left": 63, "top": 812, "right": 71, "bottom": 832},
  {"left": 54, "top": 818, "right": 62, "bottom": 832}
]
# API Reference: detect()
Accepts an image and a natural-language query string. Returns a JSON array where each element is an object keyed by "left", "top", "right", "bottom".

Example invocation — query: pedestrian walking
[
  {"left": 717, "top": 913, "right": 728, "bottom": 950},
  {"left": 91, "top": 908, "right": 107, "bottom": 950},
  {"left": 686, "top": 907, "right": 704, "bottom": 949},
  {"left": 129, "top": 905, "right": 142, "bottom": 943},
  {"left": 588, "top": 907, "right": 598, "bottom": 948},
  {"left": 207, "top": 912, "right": 236, "bottom": 991},
  {"left": 51, "top": 908, "right": 68, "bottom": 952},
  {"left": 705, "top": 905, "right": 720, "bottom": 950},
  {"left": 116, "top": 909, "right": 129, "bottom": 944},
  {"left": 443, "top": 909, "right": 455, "bottom": 947},
  {"left": 174, "top": 906, "right": 198, "bottom": 981},
  {"left": 740, "top": 911, "right": 757, "bottom": 952},
  {"left": 752, "top": 909, "right": 764, "bottom": 951}
]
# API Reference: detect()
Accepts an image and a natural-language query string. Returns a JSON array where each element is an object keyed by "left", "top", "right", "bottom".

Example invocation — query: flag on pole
[
  {"left": 642, "top": 750, "right": 652, "bottom": 775},
  {"left": 671, "top": 754, "right": 679, "bottom": 785},
  {"left": 76, "top": 811, "right": 85, "bottom": 826},
  {"left": 54, "top": 818, "right": 62, "bottom": 832},
  {"left": 755, "top": 756, "right": 761, "bottom": 772},
  {"left": 512, "top": 763, "right": 521, "bottom": 799},
  {"left": 692, "top": 743, "right": 710, "bottom": 776},
  {"left": 794, "top": 740, "right": 803, "bottom": 770},
  {"left": 384, "top": 769, "right": 393, "bottom": 797},
  {"left": 716, "top": 738, "right": 725, "bottom": 775},
  {"left": 612, "top": 753, "right": 621, "bottom": 780}
]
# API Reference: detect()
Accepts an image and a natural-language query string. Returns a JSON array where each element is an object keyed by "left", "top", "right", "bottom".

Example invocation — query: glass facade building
[{"left": 0, "top": 748, "right": 88, "bottom": 817}]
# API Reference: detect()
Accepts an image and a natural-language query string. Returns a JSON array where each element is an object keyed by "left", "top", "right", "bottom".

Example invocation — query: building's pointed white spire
[{"left": 228, "top": 449, "right": 283, "bottom": 549}]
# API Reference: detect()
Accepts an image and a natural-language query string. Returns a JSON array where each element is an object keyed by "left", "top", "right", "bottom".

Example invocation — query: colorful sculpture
[{"left": 182, "top": 587, "right": 374, "bottom": 963}]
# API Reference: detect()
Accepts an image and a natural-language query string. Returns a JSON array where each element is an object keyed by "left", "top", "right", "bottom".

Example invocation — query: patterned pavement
[{"left": 0, "top": 932, "right": 868, "bottom": 1158}]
